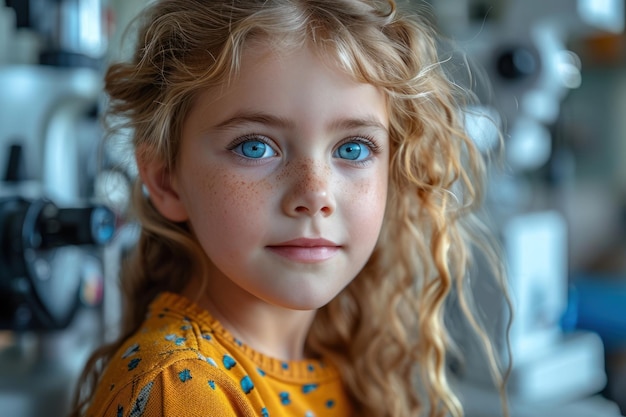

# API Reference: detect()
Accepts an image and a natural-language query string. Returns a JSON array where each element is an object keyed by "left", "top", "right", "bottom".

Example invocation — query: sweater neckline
[{"left": 151, "top": 291, "right": 340, "bottom": 383}]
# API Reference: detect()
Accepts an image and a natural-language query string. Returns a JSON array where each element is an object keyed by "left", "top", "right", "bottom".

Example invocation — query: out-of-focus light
[
  {"left": 464, "top": 105, "right": 502, "bottom": 153},
  {"left": 578, "top": 0, "right": 625, "bottom": 33},
  {"left": 507, "top": 117, "right": 552, "bottom": 171},
  {"left": 556, "top": 51, "right": 582, "bottom": 90},
  {"left": 79, "top": 0, "right": 105, "bottom": 56}
]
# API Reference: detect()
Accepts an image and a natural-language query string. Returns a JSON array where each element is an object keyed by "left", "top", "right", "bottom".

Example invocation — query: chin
[{"left": 266, "top": 291, "right": 338, "bottom": 311}]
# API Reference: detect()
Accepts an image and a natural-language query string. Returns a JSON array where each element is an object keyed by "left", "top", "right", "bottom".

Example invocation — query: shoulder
[
  {"left": 86, "top": 309, "right": 256, "bottom": 417},
  {"left": 87, "top": 356, "right": 255, "bottom": 417}
]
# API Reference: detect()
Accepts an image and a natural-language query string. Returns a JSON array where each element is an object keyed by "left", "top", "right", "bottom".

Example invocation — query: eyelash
[
  {"left": 227, "top": 133, "right": 274, "bottom": 148},
  {"left": 342, "top": 136, "right": 381, "bottom": 153}
]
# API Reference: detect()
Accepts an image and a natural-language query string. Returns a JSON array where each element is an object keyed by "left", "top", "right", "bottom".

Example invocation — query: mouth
[{"left": 266, "top": 238, "right": 340, "bottom": 263}]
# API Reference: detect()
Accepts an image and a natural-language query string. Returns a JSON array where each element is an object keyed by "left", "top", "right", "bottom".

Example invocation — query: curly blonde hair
[{"left": 73, "top": 1, "right": 509, "bottom": 416}]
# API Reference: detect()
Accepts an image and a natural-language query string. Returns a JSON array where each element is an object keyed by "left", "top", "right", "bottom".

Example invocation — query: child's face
[{"left": 165, "top": 44, "right": 389, "bottom": 310}]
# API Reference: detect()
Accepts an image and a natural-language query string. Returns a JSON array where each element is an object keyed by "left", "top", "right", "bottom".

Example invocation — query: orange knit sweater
[{"left": 85, "top": 292, "right": 352, "bottom": 417}]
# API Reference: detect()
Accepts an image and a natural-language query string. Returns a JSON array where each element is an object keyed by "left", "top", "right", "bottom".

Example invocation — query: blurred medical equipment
[
  {"left": 0, "top": 1, "right": 117, "bottom": 416},
  {"left": 432, "top": 0, "right": 625, "bottom": 416}
]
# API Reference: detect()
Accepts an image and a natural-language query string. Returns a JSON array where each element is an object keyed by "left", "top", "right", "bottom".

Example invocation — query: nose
[{"left": 281, "top": 159, "right": 336, "bottom": 218}]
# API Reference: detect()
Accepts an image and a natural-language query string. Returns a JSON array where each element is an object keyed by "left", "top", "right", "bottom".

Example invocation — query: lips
[{"left": 266, "top": 238, "right": 340, "bottom": 263}]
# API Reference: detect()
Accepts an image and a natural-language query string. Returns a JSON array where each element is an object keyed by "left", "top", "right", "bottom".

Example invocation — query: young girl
[{"left": 73, "top": 0, "right": 508, "bottom": 416}]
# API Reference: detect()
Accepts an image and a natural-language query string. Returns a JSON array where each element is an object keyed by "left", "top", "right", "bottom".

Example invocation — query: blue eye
[
  {"left": 233, "top": 139, "right": 277, "bottom": 159},
  {"left": 335, "top": 141, "right": 371, "bottom": 161}
]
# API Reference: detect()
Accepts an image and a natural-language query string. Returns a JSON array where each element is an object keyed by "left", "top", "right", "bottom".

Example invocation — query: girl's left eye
[
  {"left": 334, "top": 141, "right": 372, "bottom": 161},
  {"left": 231, "top": 138, "right": 277, "bottom": 159}
]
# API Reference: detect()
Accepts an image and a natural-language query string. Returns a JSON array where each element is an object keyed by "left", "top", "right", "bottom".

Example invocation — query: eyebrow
[
  {"left": 214, "top": 111, "right": 388, "bottom": 135},
  {"left": 328, "top": 116, "right": 389, "bottom": 135},
  {"left": 215, "top": 111, "right": 295, "bottom": 130}
]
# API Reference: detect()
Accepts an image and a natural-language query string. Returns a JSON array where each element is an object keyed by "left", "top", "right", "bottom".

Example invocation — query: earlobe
[{"left": 137, "top": 156, "right": 189, "bottom": 222}]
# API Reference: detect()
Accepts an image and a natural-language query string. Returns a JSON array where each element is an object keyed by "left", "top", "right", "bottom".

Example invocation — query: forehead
[{"left": 181, "top": 42, "right": 389, "bottom": 140}]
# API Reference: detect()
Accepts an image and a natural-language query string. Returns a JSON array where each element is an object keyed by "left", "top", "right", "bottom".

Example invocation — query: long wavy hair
[{"left": 72, "top": 1, "right": 509, "bottom": 416}]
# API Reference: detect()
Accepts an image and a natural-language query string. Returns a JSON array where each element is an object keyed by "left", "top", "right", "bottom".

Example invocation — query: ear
[{"left": 136, "top": 151, "right": 189, "bottom": 222}]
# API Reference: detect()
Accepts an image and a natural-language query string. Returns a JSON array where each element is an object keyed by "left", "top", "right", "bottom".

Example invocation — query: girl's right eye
[{"left": 229, "top": 136, "right": 277, "bottom": 159}]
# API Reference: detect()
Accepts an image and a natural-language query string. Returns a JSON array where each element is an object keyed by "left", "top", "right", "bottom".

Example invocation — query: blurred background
[{"left": 0, "top": 0, "right": 625, "bottom": 416}]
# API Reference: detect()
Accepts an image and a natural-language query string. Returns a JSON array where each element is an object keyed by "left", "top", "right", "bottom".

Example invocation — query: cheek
[
  {"left": 342, "top": 171, "right": 388, "bottom": 237},
  {"left": 189, "top": 171, "right": 273, "bottom": 247}
]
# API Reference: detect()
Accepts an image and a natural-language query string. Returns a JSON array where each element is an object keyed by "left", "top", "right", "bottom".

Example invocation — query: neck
[{"left": 181, "top": 277, "right": 317, "bottom": 361}]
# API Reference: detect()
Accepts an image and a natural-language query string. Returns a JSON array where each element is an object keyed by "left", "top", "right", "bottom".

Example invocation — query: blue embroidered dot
[
  {"left": 261, "top": 407, "right": 269, "bottom": 417},
  {"left": 257, "top": 367, "right": 266, "bottom": 377},
  {"left": 127, "top": 358, "right": 141, "bottom": 371},
  {"left": 326, "top": 399, "right": 335, "bottom": 408},
  {"left": 234, "top": 338, "right": 243, "bottom": 346},
  {"left": 181, "top": 325, "right": 191, "bottom": 331},
  {"left": 164, "top": 334, "right": 176, "bottom": 341},
  {"left": 174, "top": 337, "right": 186, "bottom": 346},
  {"left": 178, "top": 369, "right": 192, "bottom": 382},
  {"left": 241, "top": 375, "right": 254, "bottom": 394},
  {"left": 281, "top": 362, "right": 289, "bottom": 370},
  {"left": 207, "top": 357, "right": 218, "bottom": 367},
  {"left": 305, "top": 412, "right": 315, "bottom": 417},
  {"left": 208, "top": 380, "right": 216, "bottom": 390},
  {"left": 307, "top": 364, "right": 315, "bottom": 372},
  {"left": 121, "top": 343, "right": 139, "bottom": 359},
  {"left": 117, "top": 405, "right": 123, "bottom": 417},
  {"left": 202, "top": 333, "right": 212, "bottom": 341},
  {"left": 279, "top": 392, "right": 291, "bottom": 405},
  {"left": 223, "top": 354, "right": 237, "bottom": 370},
  {"left": 302, "top": 383, "right": 318, "bottom": 394}
]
